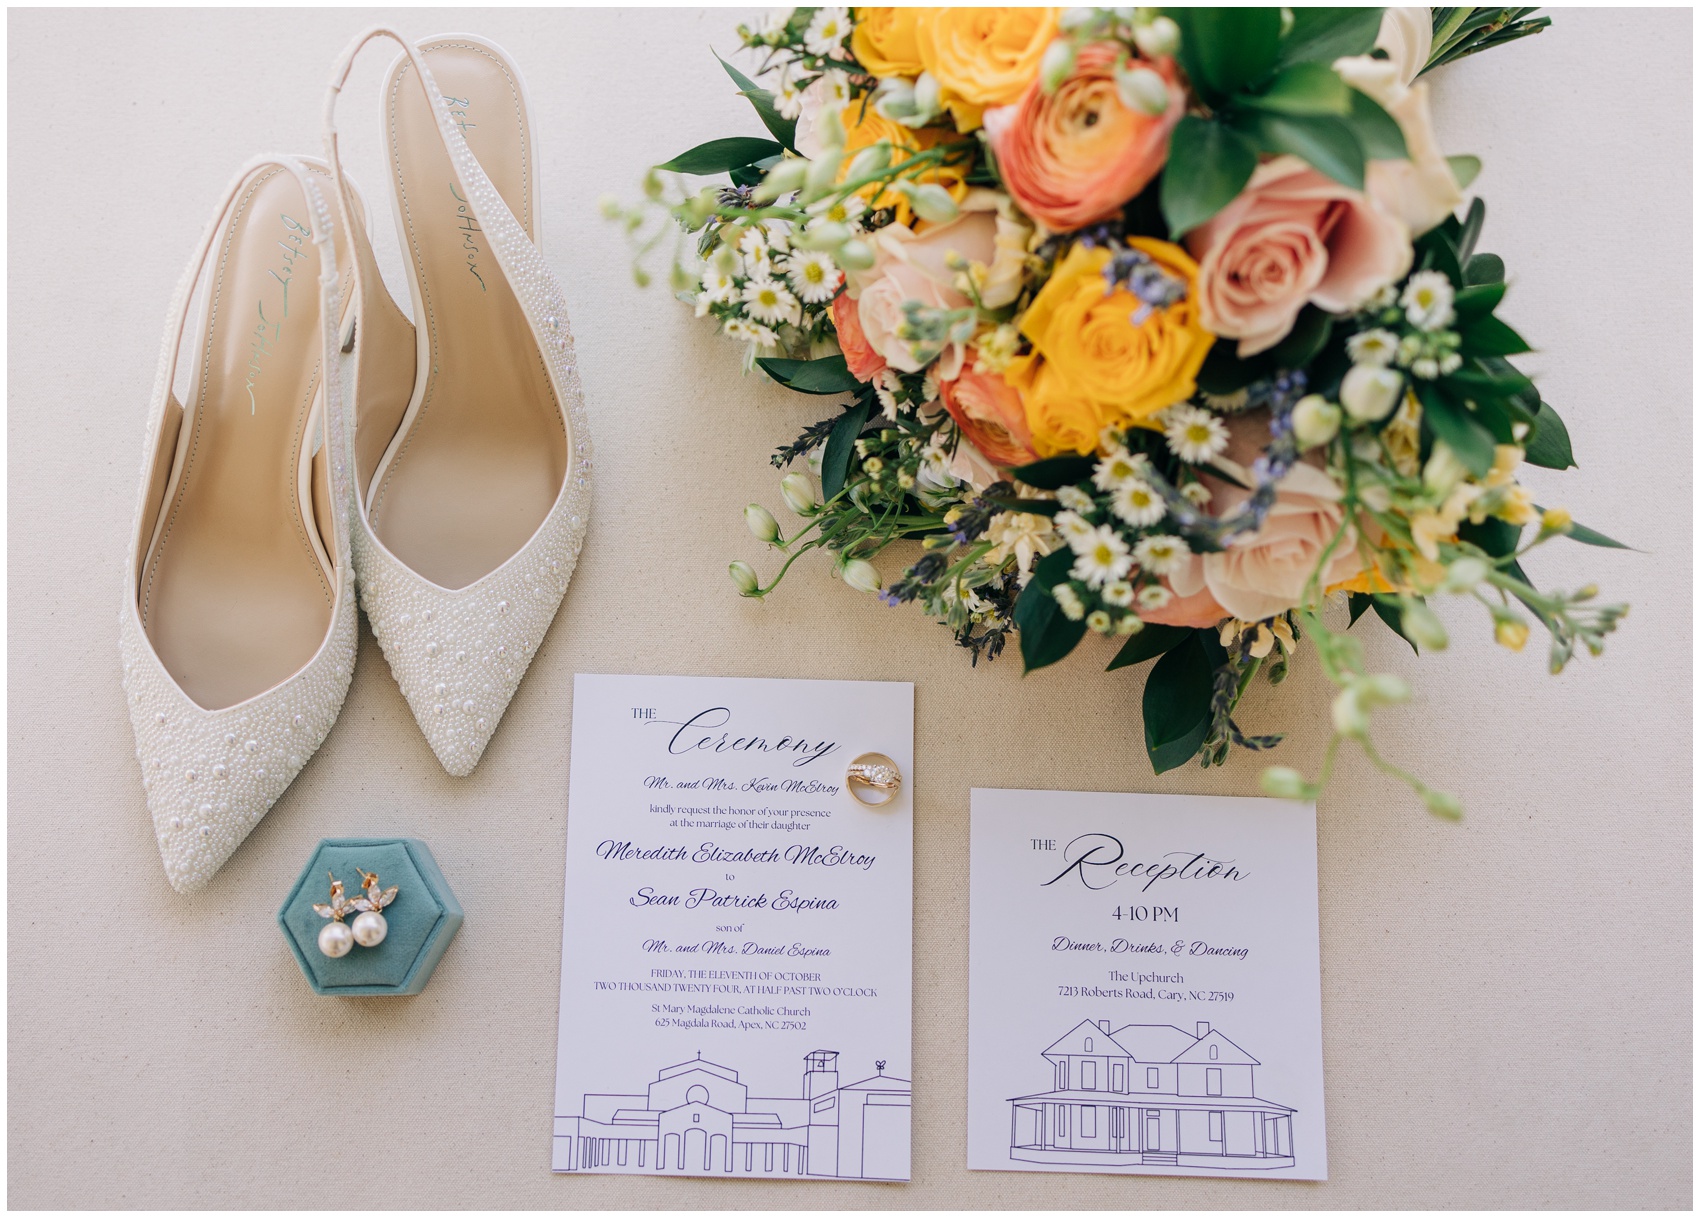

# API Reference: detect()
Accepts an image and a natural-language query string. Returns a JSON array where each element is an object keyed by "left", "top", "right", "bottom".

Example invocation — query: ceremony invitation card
[
  {"left": 551, "top": 674, "right": 914, "bottom": 1181},
  {"left": 967, "top": 789, "right": 1326, "bottom": 1181}
]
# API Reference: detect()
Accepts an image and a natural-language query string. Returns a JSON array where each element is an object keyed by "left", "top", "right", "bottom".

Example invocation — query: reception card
[
  {"left": 552, "top": 674, "right": 913, "bottom": 1181},
  {"left": 967, "top": 788, "right": 1326, "bottom": 1181}
]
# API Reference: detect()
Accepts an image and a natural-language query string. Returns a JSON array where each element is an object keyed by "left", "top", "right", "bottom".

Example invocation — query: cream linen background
[{"left": 7, "top": 7, "right": 1690, "bottom": 1209}]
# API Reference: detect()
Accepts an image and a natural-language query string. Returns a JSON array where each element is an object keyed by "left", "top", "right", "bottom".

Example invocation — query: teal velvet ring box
[{"left": 278, "top": 838, "right": 462, "bottom": 996}]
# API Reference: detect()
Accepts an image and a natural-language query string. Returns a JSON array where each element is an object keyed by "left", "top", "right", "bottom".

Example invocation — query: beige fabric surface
[{"left": 7, "top": 7, "right": 1691, "bottom": 1209}]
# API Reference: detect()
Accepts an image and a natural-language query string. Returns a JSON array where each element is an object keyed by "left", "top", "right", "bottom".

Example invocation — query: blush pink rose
[
  {"left": 939, "top": 367, "right": 1038, "bottom": 469},
  {"left": 845, "top": 209, "right": 999, "bottom": 380},
  {"left": 831, "top": 293, "right": 887, "bottom": 382},
  {"left": 982, "top": 45, "right": 1183, "bottom": 233},
  {"left": 1186, "top": 156, "right": 1412, "bottom": 357},
  {"left": 1141, "top": 417, "right": 1368, "bottom": 626}
]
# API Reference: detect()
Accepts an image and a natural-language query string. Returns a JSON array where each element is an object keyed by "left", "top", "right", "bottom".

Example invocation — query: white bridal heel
[
  {"left": 324, "top": 28, "right": 592, "bottom": 777},
  {"left": 120, "top": 157, "right": 359, "bottom": 894}
]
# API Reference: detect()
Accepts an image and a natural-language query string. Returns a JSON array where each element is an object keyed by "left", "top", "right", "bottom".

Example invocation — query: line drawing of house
[
  {"left": 1007, "top": 1019, "right": 1296, "bottom": 1171},
  {"left": 554, "top": 1050, "right": 910, "bottom": 1180}
]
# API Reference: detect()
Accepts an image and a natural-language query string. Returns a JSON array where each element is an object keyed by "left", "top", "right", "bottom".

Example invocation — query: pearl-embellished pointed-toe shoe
[
  {"left": 121, "top": 156, "right": 360, "bottom": 894},
  {"left": 324, "top": 29, "right": 591, "bottom": 777}
]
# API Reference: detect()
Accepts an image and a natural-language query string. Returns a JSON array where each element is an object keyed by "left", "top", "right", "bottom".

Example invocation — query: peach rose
[
  {"left": 939, "top": 367, "right": 1038, "bottom": 468},
  {"left": 917, "top": 7, "right": 1061, "bottom": 131},
  {"left": 1186, "top": 156, "right": 1412, "bottom": 357},
  {"left": 1142, "top": 419, "right": 1367, "bottom": 626},
  {"left": 851, "top": 7, "right": 930, "bottom": 79},
  {"left": 845, "top": 208, "right": 999, "bottom": 379},
  {"left": 982, "top": 45, "right": 1183, "bottom": 232},
  {"left": 831, "top": 293, "right": 887, "bottom": 382}
]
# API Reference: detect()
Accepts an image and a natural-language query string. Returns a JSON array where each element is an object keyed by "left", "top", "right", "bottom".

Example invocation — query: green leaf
[
  {"left": 819, "top": 398, "right": 871, "bottom": 501},
  {"left": 1452, "top": 280, "right": 1506, "bottom": 323},
  {"left": 1168, "top": 7, "right": 1282, "bottom": 98},
  {"left": 1415, "top": 224, "right": 1464, "bottom": 286},
  {"left": 1010, "top": 454, "right": 1097, "bottom": 491},
  {"left": 1370, "top": 593, "right": 1419, "bottom": 654},
  {"left": 756, "top": 355, "right": 861, "bottom": 395},
  {"left": 1456, "top": 196, "right": 1486, "bottom": 261},
  {"left": 716, "top": 53, "right": 798, "bottom": 151},
  {"left": 1107, "top": 623, "right": 1194, "bottom": 671},
  {"left": 1143, "top": 631, "right": 1225, "bottom": 775},
  {"left": 1237, "top": 110, "right": 1365, "bottom": 190},
  {"left": 1346, "top": 88, "right": 1408, "bottom": 161},
  {"left": 1457, "top": 515, "right": 1522, "bottom": 559},
  {"left": 1277, "top": 7, "right": 1385, "bottom": 68},
  {"left": 1461, "top": 314, "right": 1532, "bottom": 356},
  {"left": 1016, "top": 549, "right": 1087, "bottom": 673},
  {"left": 1348, "top": 591, "right": 1374, "bottom": 625},
  {"left": 1523, "top": 400, "right": 1576, "bottom": 470},
  {"left": 1160, "top": 116, "right": 1260, "bottom": 236},
  {"left": 986, "top": 496, "right": 1061, "bottom": 517},
  {"left": 1266, "top": 305, "right": 1333, "bottom": 368},
  {"left": 1534, "top": 507, "right": 1633, "bottom": 550},
  {"left": 1240, "top": 62, "right": 1350, "bottom": 116},
  {"left": 1464, "top": 252, "right": 1504, "bottom": 286},
  {"left": 656, "top": 136, "right": 784, "bottom": 176},
  {"left": 1418, "top": 383, "right": 1495, "bottom": 477},
  {"left": 1448, "top": 154, "right": 1482, "bottom": 190}
]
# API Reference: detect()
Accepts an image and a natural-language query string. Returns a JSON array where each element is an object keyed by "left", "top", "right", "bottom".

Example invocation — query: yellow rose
[
  {"left": 851, "top": 7, "right": 930, "bottom": 78},
  {"left": 840, "top": 107, "right": 968, "bottom": 226},
  {"left": 917, "top": 7, "right": 1060, "bottom": 131},
  {"left": 1007, "top": 241, "right": 1214, "bottom": 456}
]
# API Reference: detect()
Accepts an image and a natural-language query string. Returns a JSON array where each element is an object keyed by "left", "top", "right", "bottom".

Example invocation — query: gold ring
[{"left": 846, "top": 752, "right": 902, "bottom": 807}]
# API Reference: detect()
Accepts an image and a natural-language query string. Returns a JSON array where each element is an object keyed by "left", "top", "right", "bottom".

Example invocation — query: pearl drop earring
[
  {"left": 350, "top": 868, "right": 399, "bottom": 948},
  {"left": 312, "top": 872, "right": 355, "bottom": 958}
]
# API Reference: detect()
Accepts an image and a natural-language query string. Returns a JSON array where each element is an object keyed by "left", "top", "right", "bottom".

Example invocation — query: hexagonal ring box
[{"left": 278, "top": 838, "right": 462, "bottom": 996}]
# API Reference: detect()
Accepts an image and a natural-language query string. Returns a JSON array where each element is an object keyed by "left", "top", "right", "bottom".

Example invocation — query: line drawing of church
[
  {"left": 1008, "top": 1019, "right": 1296, "bottom": 1171},
  {"left": 554, "top": 1050, "right": 910, "bottom": 1180}
]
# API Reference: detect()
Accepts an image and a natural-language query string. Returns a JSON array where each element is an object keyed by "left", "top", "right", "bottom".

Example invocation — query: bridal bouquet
[{"left": 613, "top": 7, "right": 1627, "bottom": 813}]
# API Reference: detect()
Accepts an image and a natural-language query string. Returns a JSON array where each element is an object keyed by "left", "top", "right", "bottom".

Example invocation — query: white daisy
[
  {"left": 1102, "top": 580, "right": 1135, "bottom": 608},
  {"left": 1086, "top": 609, "right": 1114, "bottom": 634},
  {"left": 785, "top": 249, "right": 842, "bottom": 303},
  {"left": 874, "top": 368, "right": 902, "bottom": 419},
  {"left": 1137, "top": 583, "right": 1173, "bottom": 610},
  {"left": 1346, "top": 327, "right": 1399, "bottom": 368},
  {"left": 723, "top": 316, "right": 778, "bottom": 346},
  {"left": 1053, "top": 510, "right": 1096, "bottom": 549},
  {"left": 1056, "top": 484, "right": 1095, "bottom": 514},
  {"left": 737, "top": 226, "right": 775, "bottom": 277},
  {"left": 1180, "top": 481, "right": 1212, "bottom": 508},
  {"left": 1070, "top": 526, "right": 1133, "bottom": 588},
  {"left": 1401, "top": 270, "right": 1455, "bottom": 331},
  {"left": 1163, "top": 405, "right": 1230, "bottom": 465},
  {"left": 1110, "top": 478, "right": 1166, "bottom": 527},
  {"left": 804, "top": 6, "right": 851, "bottom": 56},
  {"left": 753, "top": 8, "right": 792, "bottom": 44},
  {"left": 699, "top": 266, "right": 738, "bottom": 304},
  {"left": 1133, "top": 533, "right": 1190, "bottom": 576},
  {"left": 1052, "top": 584, "right": 1086, "bottom": 621},
  {"left": 774, "top": 62, "right": 809, "bottom": 119},
  {"left": 809, "top": 191, "right": 867, "bottom": 231},
  {"left": 741, "top": 277, "right": 800, "bottom": 326},
  {"left": 1092, "top": 447, "right": 1150, "bottom": 491}
]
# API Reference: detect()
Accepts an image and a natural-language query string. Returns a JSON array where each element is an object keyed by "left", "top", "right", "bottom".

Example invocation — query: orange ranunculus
[
  {"left": 1006, "top": 240, "right": 1213, "bottom": 456},
  {"left": 983, "top": 45, "right": 1183, "bottom": 232},
  {"left": 839, "top": 107, "right": 967, "bottom": 226},
  {"left": 850, "top": 7, "right": 930, "bottom": 78},
  {"left": 916, "top": 7, "right": 1060, "bottom": 131},
  {"left": 831, "top": 292, "right": 887, "bottom": 382},
  {"left": 939, "top": 367, "right": 1038, "bottom": 468}
]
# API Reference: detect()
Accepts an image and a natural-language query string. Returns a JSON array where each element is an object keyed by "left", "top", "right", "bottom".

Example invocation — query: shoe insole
[
  {"left": 367, "top": 38, "right": 569, "bottom": 591},
  {"left": 140, "top": 165, "right": 335, "bottom": 711}
]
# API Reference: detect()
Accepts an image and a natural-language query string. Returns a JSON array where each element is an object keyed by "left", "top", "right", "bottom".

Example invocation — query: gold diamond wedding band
[{"left": 847, "top": 752, "right": 902, "bottom": 807}]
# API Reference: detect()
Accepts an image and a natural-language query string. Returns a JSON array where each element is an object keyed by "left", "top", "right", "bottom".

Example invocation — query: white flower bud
[
  {"left": 1259, "top": 766, "right": 1312, "bottom": 801},
  {"left": 752, "top": 157, "right": 810, "bottom": 203},
  {"left": 797, "top": 220, "right": 852, "bottom": 251},
  {"left": 1442, "top": 556, "right": 1490, "bottom": 592},
  {"left": 873, "top": 77, "right": 918, "bottom": 122},
  {"left": 1358, "top": 673, "right": 1412, "bottom": 707},
  {"left": 1059, "top": 7, "right": 1097, "bottom": 32},
  {"left": 1291, "top": 394, "right": 1342, "bottom": 449},
  {"left": 818, "top": 104, "right": 847, "bottom": 150},
  {"left": 1331, "top": 686, "right": 1369, "bottom": 738},
  {"left": 744, "top": 503, "right": 781, "bottom": 545},
  {"left": 779, "top": 471, "right": 817, "bottom": 515},
  {"left": 1339, "top": 365, "right": 1404, "bottom": 422},
  {"left": 846, "top": 141, "right": 893, "bottom": 183},
  {"left": 905, "top": 182, "right": 960, "bottom": 224},
  {"left": 1399, "top": 601, "right": 1449, "bottom": 652},
  {"left": 801, "top": 149, "right": 843, "bottom": 204},
  {"left": 1040, "top": 39, "right": 1076, "bottom": 92},
  {"left": 806, "top": 445, "right": 826, "bottom": 477},
  {"left": 841, "top": 559, "right": 882, "bottom": 594},
  {"left": 1133, "top": 14, "right": 1180, "bottom": 58},
  {"left": 728, "top": 561, "right": 760, "bottom": 596},
  {"left": 837, "top": 239, "right": 876, "bottom": 271},
  {"left": 1422, "top": 442, "right": 1469, "bottom": 495},
  {"left": 1422, "top": 788, "right": 1464, "bottom": 820},
  {"left": 912, "top": 71, "right": 942, "bottom": 120},
  {"left": 1115, "top": 64, "right": 1169, "bottom": 116}
]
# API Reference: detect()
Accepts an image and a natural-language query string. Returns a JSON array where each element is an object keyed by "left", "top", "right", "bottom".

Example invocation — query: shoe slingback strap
[{"left": 129, "top": 156, "right": 355, "bottom": 591}]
